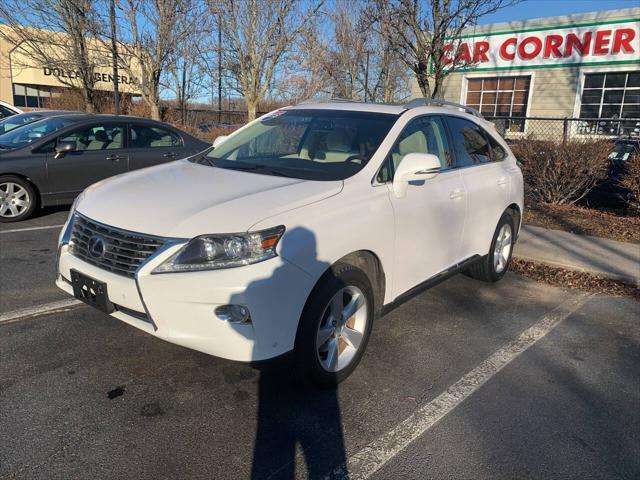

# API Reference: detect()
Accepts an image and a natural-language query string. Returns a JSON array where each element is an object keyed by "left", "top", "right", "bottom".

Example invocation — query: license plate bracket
[{"left": 71, "top": 269, "right": 115, "bottom": 314}]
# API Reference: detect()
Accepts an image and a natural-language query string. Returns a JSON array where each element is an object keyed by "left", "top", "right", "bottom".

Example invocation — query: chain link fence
[{"left": 487, "top": 116, "right": 640, "bottom": 143}]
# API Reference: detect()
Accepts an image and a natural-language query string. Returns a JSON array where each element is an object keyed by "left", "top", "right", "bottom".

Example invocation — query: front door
[
  {"left": 45, "top": 123, "right": 129, "bottom": 200},
  {"left": 388, "top": 115, "right": 467, "bottom": 298}
]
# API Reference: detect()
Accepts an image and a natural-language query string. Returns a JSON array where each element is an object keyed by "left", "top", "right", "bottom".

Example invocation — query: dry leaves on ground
[
  {"left": 524, "top": 203, "right": 640, "bottom": 244},
  {"left": 511, "top": 258, "right": 639, "bottom": 301}
]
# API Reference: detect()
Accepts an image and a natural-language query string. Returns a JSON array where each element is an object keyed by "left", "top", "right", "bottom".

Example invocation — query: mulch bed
[
  {"left": 511, "top": 258, "right": 640, "bottom": 301},
  {"left": 524, "top": 203, "right": 640, "bottom": 244}
]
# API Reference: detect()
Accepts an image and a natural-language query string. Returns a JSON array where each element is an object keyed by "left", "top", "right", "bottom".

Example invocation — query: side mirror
[
  {"left": 212, "top": 135, "right": 228, "bottom": 148},
  {"left": 55, "top": 141, "right": 76, "bottom": 159},
  {"left": 392, "top": 152, "right": 441, "bottom": 198}
]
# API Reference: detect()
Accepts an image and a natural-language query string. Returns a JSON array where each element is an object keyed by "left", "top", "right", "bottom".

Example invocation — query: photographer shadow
[{"left": 230, "top": 227, "right": 348, "bottom": 479}]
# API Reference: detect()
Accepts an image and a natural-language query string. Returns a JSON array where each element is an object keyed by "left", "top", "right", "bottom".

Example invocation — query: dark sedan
[{"left": 0, "top": 114, "right": 210, "bottom": 221}]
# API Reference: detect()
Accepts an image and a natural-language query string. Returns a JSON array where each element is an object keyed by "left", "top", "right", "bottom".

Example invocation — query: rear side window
[
  {"left": 446, "top": 116, "right": 491, "bottom": 167},
  {"left": 130, "top": 125, "right": 182, "bottom": 148},
  {"left": 487, "top": 134, "right": 507, "bottom": 162}
]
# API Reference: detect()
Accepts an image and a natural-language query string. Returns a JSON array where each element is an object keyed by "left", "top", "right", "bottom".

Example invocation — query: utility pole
[
  {"left": 364, "top": 50, "right": 370, "bottom": 103},
  {"left": 217, "top": 13, "right": 222, "bottom": 124},
  {"left": 110, "top": 0, "right": 120, "bottom": 114}
]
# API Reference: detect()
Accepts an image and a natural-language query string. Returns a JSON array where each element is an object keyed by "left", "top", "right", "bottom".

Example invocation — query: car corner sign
[{"left": 443, "top": 19, "right": 640, "bottom": 71}]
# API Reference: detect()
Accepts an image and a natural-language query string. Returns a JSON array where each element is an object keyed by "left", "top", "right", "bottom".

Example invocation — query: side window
[
  {"left": 446, "top": 116, "right": 491, "bottom": 167},
  {"left": 34, "top": 140, "right": 56, "bottom": 154},
  {"left": 129, "top": 124, "right": 182, "bottom": 148},
  {"left": 59, "top": 124, "right": 124, "bottom": 151},
  {"left": 487, "top": 133, "right": 507, "bottom": 162},
  {"left": 387, "top": 116, "right": 451, "bottom": 177}
]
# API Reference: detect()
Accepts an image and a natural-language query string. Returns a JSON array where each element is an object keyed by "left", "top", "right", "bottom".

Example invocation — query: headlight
[
  {"left": 58, "top": 192, "right": 83, "bottom": 246},
  {"left": 152, "top": 226, "right": 285, "bottom": 273}
]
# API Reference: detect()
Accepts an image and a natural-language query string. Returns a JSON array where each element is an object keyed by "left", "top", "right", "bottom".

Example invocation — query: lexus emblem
[{"left": 87, "top": 235, "right": 107, "bottom": 259}]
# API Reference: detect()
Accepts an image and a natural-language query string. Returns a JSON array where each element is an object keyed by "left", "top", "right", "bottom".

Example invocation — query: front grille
[{"left": 69, "top": 214, "right": 166, "bottom": 278}]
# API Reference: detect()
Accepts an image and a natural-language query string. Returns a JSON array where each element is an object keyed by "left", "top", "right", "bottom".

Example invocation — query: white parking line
[
  {"left": 324, "top": 293, "right": 593, "bottom": 480},
  {"left": 0, "top": 224, "right": 64, "bottom": 234},
  {"left": 0, "top": 299, "right": 83, "bottom": 325}
]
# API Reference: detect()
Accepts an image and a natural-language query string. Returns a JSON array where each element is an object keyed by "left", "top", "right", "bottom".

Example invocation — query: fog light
[{"left": 215, "top": 304, "right": 251, "bottom": 323}]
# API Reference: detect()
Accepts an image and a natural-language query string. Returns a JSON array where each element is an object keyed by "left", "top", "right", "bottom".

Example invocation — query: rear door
[
  {"left": 45, "top": 122, "right": 128, "bottom": 197},
  {"left": 444, "top": 115, "right": 509, "bottom": 258},
  {"left": 127, "top": 123, "right": 187, "bottom": 170}
]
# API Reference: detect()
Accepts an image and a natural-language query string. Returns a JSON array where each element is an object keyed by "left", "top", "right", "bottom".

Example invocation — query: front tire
[
  {"left": 294, "top": 263, "right": 374, "bottom": 388},
  {"left": 465, "top": 212, "right": 515, "bottom": 283},
  {"left": 0, "top": 176, "right": 37, "bottom": 222}
]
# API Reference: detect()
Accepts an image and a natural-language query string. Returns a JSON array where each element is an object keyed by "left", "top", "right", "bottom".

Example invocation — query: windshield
[
  {"left": 0, "top": 117, "right": 76, "bottom": 150},
  {"left": 0, "top": 113, "right": 43, "bottom": 134},
  {"left": 200, "top": 109, "right": 397, "bottom": 181},
  {"left": 609, "top": 141, "right": 639, "bottom": 162}
]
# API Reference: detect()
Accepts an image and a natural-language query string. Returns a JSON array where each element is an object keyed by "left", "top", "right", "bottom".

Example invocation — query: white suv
[{"left": 56, "top": 99, "right": 523, "bottom": 387}]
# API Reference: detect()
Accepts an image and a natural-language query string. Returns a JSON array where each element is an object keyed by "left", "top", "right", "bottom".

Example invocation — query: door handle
[
  {"left": 106, "top": 154, "right": 121, "bottom": 162},
  {"left": 497, "top": 177, "right": 507, "bottom": 186},
  {"left": 449, "top": 188, "right": 465, "bottom": 200},
  {"left": 163, "top": 152, "right": 178, "bottom": 158}
]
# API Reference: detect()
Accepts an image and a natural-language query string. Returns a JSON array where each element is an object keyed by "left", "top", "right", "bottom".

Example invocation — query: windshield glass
[
  {"left": 200, "top": 109, "right": 397, "bottom": 181},
  {"left": 0, "top": 113, "right": 43, "bottom": 134},
  {"left": 609, "top": 141, "right": 639, "bottom": 161},
  {"left": 0, "top": 117, "right": 76, "bottom": 150}
]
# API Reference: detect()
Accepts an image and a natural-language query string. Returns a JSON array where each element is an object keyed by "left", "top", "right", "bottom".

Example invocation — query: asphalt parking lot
[{"left": 1, "top": 209, "right": 639, "bottom": 480}]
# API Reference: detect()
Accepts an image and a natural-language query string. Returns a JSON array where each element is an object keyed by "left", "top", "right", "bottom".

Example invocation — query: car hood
[{"left": 76, "top": 160, "right": 343, "bottom": 238}]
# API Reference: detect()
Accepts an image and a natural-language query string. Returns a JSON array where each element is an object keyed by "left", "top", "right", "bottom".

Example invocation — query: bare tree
[
  {"left": 0, "top": 0, "right": 105, "bottom": 112},
  {"left": 374, "top": 0, "right": 518, "bottom": 98},
  {"left": 117, "top": 0, "right": 189, "bottom": 120},
  {"left": 165, "top": 1, "right": 209, "bottom": 124},
  {"left": 366, "top": 6, "right": 411, "bottom": 103},
  {"left": 208, "top": 0, "right": 324, "bottom": 120},
  {"left": 290, "top": 2, "right": 409, "bottom": 104}
]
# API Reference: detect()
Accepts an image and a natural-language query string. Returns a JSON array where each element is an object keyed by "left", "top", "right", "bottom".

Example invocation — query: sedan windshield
[
  {"left": 0, "top": 113, "right": 44, "bottom": 134},
  {"left": 0, "top": 117, "right": 76, "bottom": 150},
  {"left": 200, "top": 109, "right": 397, "bottom": 181}
]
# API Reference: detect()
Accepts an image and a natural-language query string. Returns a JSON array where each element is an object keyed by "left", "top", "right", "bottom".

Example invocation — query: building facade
[
  {"left": 0, "top": 26, "right": 139, "bottom": 109},
  {"left": 419, "top": 8, "right": 640, "bottom": 138}
]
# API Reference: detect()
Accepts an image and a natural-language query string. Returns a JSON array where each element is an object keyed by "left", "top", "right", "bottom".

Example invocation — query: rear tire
[
  {"left": 294, "top": 263, "right": 374, "bottom": 389},
  {"left": 0, "top": 175, "right": 37, "bottom": 222},
  {"left": 465, "top": 212, "right": 515, "bottom": 283}
]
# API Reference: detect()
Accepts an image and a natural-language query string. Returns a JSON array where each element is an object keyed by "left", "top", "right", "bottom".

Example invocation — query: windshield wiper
[{"left": 217, "top": 163, "right": 300, "bottom": 178}]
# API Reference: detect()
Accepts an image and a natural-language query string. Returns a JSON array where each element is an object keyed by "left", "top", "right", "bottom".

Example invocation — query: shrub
[
  {"left": 618, "top": 153, "right": 640, "bottom": 211},
  {"left": 510, "top": 139, "right": 611, "bottom": 205}
]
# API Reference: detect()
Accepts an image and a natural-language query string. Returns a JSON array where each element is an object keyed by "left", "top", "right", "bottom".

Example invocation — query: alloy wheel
[
  {"left": 316, "top": 285, "right": 368, "bottom": 373},
  {"left": 493, "top": 223, "right": 513, "bottom": 273},
  {"left": 0, "top": 182, "right": 31, "bottom": 219}
]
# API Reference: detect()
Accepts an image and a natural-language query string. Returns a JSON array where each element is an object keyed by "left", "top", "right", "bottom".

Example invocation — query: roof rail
[
  {"left": 403, "top": 98, "right": 483, "bottom": 119},
  {"left": 298, "top": 97, "right": 360, "bottom": 105}
]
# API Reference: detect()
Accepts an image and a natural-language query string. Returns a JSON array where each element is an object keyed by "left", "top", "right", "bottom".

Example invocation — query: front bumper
[{"left": 56, "top": 242, "right": 315, "bottom": 361}]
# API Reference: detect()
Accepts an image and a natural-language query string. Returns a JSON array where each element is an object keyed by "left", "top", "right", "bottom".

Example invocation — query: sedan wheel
[
  {"left": 0, "top": 181, "right": 31, "bottom": 219},
  {"left": 316, "top": 285, "right": 368, "bottom": 373}
]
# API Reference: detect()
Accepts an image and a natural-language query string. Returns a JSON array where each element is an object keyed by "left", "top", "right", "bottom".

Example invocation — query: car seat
[
  {"left": 106, "top": 131, "right": 122, "bottom": 149},
  {"left": 87, "top": 130, "right": 109, "bottom": 150},
  {"left": 392, "top": 129, "right": 428, "bottom": 171}
]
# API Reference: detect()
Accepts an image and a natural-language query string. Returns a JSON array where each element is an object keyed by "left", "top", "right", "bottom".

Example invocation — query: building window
[
  {"left": 12, "top": 84, "right": 59, "bottom": 108},
  {"left": 579, "top": 72, "right": 640, "bottom": 137},
  {"left": 465, "top": 76, "right": 531, "bottom": 132}
]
